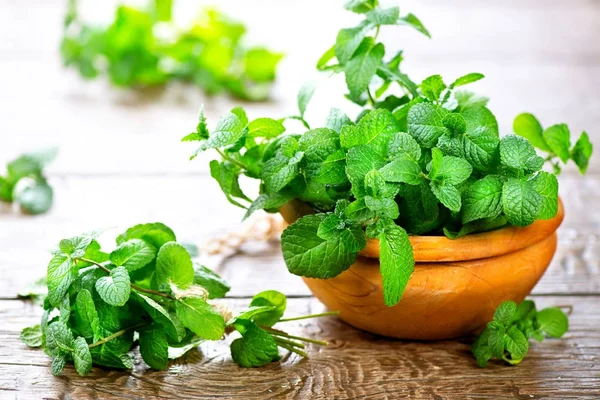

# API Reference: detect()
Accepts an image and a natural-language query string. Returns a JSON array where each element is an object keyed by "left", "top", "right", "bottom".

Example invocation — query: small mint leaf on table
[
  {"left": 248, "top": 290, "right": 287, "bottom": 327},
  {"left": 95, "top": 266, "right": 131, "bottom": 307},
  {"left": 536, "top": 307, "right": 569, "bottom": 338},
  {"left": 20, "top": 324, "right": 43, "bottom": 348},
  {"left": 230, "top": 319, "right": 280, "bottom": 368},
  {"left": 51, "top": 354, "right": 68, "bottom": 376},
  {"left": 116, "top": 222, "right": 176, "bottom": 248}
]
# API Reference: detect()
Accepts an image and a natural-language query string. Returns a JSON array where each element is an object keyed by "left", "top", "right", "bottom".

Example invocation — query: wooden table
[{"left": 1, "top": 0, "right": 599, "bottom": 398}]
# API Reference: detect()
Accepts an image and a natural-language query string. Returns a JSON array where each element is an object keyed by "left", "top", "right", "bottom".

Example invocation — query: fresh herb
[
  {"left": 186, "top": 1, "right": 593, "bottom": 307},
  {"left": 471, "top": 300, "right": 569, "bottom": 367},
  {"left": 0, "top": 148, "right": 57, "bottom": 215},
  {"left": 20, "top": 223, "right": 334, "bottom": 375},
  {"left": 61, "top": 0, "right": 282, "bottom": 100}
]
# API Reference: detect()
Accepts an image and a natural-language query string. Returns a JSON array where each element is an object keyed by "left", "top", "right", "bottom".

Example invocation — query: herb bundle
[
  {"left": 472, "top": 300, "right": 569, "bottom": 366},
  {"left": 61, "top": 0, "right": 283, "bottom": 100},
  {"left": 20, "top": 223, "right": 333, "bottom": 375},
  {"left": 0, "top": 148, "right": 57, "bottom": 215},
  {"left": 186, "top": 0, "right": 593, "bottom": 307}
]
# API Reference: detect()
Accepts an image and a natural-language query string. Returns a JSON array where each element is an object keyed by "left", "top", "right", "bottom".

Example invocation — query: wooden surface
[{"left": 1, "top": 0, "right": 599, "bottom": 398}]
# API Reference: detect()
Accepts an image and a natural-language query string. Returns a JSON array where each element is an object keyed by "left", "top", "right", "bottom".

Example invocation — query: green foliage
[
  {"left": 472, "top": 300, "right": 569, "bottom": 367},
  {"left": 187, "top": 2, "right": 592, "bottom": 309},
  {"left": 61, "top": 1, "right": 282, "bottom": 100},
  {"left": 22, "top": 224, "right": 334, "bottom": 374},
  {"left": 0, "top": 148, "right": 57, "bottom": 215}
]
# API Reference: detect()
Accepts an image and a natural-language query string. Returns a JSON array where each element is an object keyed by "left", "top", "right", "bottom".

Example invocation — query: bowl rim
[{"left": 279, "top": 198, "right": 564, "bottom": 262}]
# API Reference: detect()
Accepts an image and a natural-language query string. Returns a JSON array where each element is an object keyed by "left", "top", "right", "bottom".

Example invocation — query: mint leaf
[
  {"left": 378, "top": 222, "right": 414, "bottom": 306},
  {"left": 74, "top": 289, "right": 100, "bottom": 339},
  {"left": 486, "top": 321, "right": 505, "bottom": 359},
  {"left": 156, "top": 242, "right": 194, "bottom": 290},
  {"left": 536, "top": 307, "right": 569, "bottom": 338},
  {"left": 494, "top": 300, "right": 517, "bottom": 327},
  {"left": 471, "top": 327, "right": 492, "bottom": 367},
  {"left": 346, "top": 145, "right": 386, "bottom": 197},
  {"left": 17, "top": 182, "right": 53, "bottom": 215},
  {"left": 281, "top": 214, "right": 358, "bottom": 279},
  {"left": 366, "top": 6, "right": 399, "bottom": 25},
  {"left": 504, "top": 326, "right": 529, "bottom": 362},
  {"left": 502, "top": 178, "right": 542, "bottom": 227},
  {"left": 345, "top": 38, "right": 385, "bottom": 98},
  {"left": 139, "top": 324, "right": 169, "bottom": 370},
  {"left": 451, "top": 72, "right": 484, "bottom": 88},
  {"left": 209, "top": 160, "right": 250, "bottom": 209},
  {"left": 543, "top": 124, "right": 571, "bottom": 163},
  {"left": 398, "top": 13, "right": 431, "bottom": 38},
  {"left": 110, "top": 239, "right": 156, "bottom": 271},
  {"left": 73, "top": 336, "right": 93, "bottom": 376},
  {"left": 47, "top": 254, "right": 75, "bottom": 307},
  {"left": 247, "top": 118, "right": 285, "bottom": 139},
  {"left": 420, "top": 75, "right": 446, "bottom": 103},
  {"left": 408, "top": 103, "right": 449, "bottom": 148},
  {"left": 388, "top": 132, "right": 421, "bottom": 161},
  {"left": 204, "top": 112, "right": 247, "bottom": 149},
  {"left": 455, "top": 91, "right": 489, "bottom": 111},
  {"left": 230, "top": 319, "right": 280, "bottom": 367},
  {"left": 461, "top": 176, "right": 503, "bottom": 224},
  {"left": 379, "top": 157, "right": 422, "bottom": 185},
  {"left": 263, "top": 152, "right": 304, "bottom": 192},
  {"left": 95, "top": 266, "right": 131, "bottom": 307},
  {"left": 499, "top": 135, "right": 544, "bottom": 174},
  {"left": 135, "top": 292, "right": 185, "bottom": 342},
  {"left": 20, "top": 324, "right": 43, "bottom": 348},
  {"left": 571, "top": 132, "right": 593, "bottom": 174},
  {"left": 432, "top": 155, "right": 473, "bottom": 185},
  {"left": 335, "top": 21, "right": 373, "bottom": 64},
  {"left": 341, "top": 109, "right": 400, "bottom": 156},
  {"left": 51, "top": 354, "right": 67, "bottom": 376},
  {"left": 531, "top": 171, "right": 558, "bottom": 220},
  {"left": 175, "top": 298, "right": 225, "bottom": 340},
  {"left": 248, "top": 290, "right": 287, "bottom": 327},
  {"left": 297, "top": 83, "right": 316, "bottom": 118},
  {"left": 443, "top": 113, "right": 467, "bottom": 136},
  {"left": 116, "top": 223, "right": 176, "bottom": 248},
  {"left": 193, "top": 264, "right": 230, "bottom": 299},
  {"left": 430, "top": 181, "right": 461, "bottom": 212},
  {"left": 325, "top": 108, "right": 353, "bottom": 133},
  {"left": 344, "top": 0, "right": 377, "bottom": 14},
  {"left": 513, "top": 113, "right": 550, "bottom": 152}
]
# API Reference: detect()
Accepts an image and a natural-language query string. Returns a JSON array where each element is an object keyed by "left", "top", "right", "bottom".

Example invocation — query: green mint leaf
[
  {"left": 204, "top": 112, "right": 246, "bottom": 149},
  {"left": 346, "top": 145, "right": 386, "bottom": 197},
  {"left": 461, "top": 176, "right": 503, "bottom": 224},
  {"left": 531, "top": 171, "right": 558, "bottom": 220},
  {"left": 315, "top": 149, "right": 348, "bottom": 186},
  {"left": 182, "top": 106, "right": 209, "bottom": 142},
  {"left": 325, "top": 108, "right": 353, "bottom": 133},
  {"left": 95, "top": 266, "right": 131, "bottom": 307},
  {"left": 341, "top": 109, "right": 400, "bottom": 156},
  {"left": 408, "top": 103, "right": 449, "bottom": 148},
  {"left": 499, "top": 135, "right": 544, "bottom": 174},
  {"left": 175, "top": 297, "right": 225, "bottom": 340},
  {"left": 47, "top": 253, "right": 75, "bottom": 307},
  {"left": 193, "top": 264, "right": 230, "bottom": 299},
  {"left": 513, "top": 113, "right": 550, "bottom": 152},
  {"left": 344, "top": 0, "right": 378, "bottom": 14},
  {"left": 17, "top": 182, "right": 53, "bottom": 215},
  {"left": 20, "top": 324, "right": 43, "bottom": 348},
  {"left": 442, "top": 113, "right": 467, "bottom": 136},
  {"left": 504, "top": 326, "right": 529, "bottom": 362},
  {"left": 398, "top": 13, "right": 431, "bottom": 38},
  {"left": 89, "top": 337, "right": 134, "bottom": 369},
  {"left": 430, "top": 181, "right": 461, "bottom": 212},
  {"left": 420, "top": 75, "right": 446, "bottom": 103},
  {"left": 433, "top": 155, "right": 473, "bottom": 185},
  {"left": 231, "top": 107, "right": 249, "bottom": 127},
  {"left": 317, "top": 45, "right": 335, "bottom": 70},
  {"left": 388, "top": 132, "right": 421, "bottom": 161},
  {"left": 458, "top": 106, "right": 500, "bottom": 171},
  {"left": 263, "top": 152, "right": 305, "bottom": 193},
  {"left": 209, "top": 160, "right": 250, "bottom": 209},
  {"left": 502, "top": 178, "right": 542, "bottom": 227},
  {"left": 514, "top": 300, "right": 537, "bottom": 322},
  {"left": 46, "top": 321, "right": 75, "bottom": 357},
  {"left": 139, "top": 324, "right": 169, "bottom": 370},
  {"left": 109, "top": 239, "right": 156, "bottom": 271},
  {"left": 444, "top": 215, "right": 507, "bottom": 239},
  {"left": 536, "top": 307, "right": 569, "bottom": 338},
  {"left": 156, "top": 242, "right": 194, "bottom": 291},
  {"left": 243, "top": 191, "right": 294, "bottom": 220},
  {"left": 493, "top": 300, "right": 517, "bottom": 327},
  {"left": 116, "top": 222, "right": 176, "bottom": 249},
  {"left": 334, "top": 21, "right": 373, "bottom": 64},
  {"left": 365, "top": 196, "right": 399, "bottom": 220},
  {"left": 571, "top": 131, "right": 593, "bottom": 174},
  {"left": 230, "top": 319, "right": 280, "bottom": 368},
  {"left": 317, "top": 213, "right": 367, "bottom": 252},
  {"left": 455, "top": 91, "right": 489, "bottom": 111},
  {"left": 543, "top": 124, "right": 571, "bottom": 163},
  {"left": 366, "top": 6, "right": 399, "bottom": 25},
  {"left": 471, "top": 327, "right": 492, "bottom": 367},
  {"left": 486, "top": 320, "right": 506, "bottom": 358},
  {"left": 59, "top": 295, "right": 71, "bottom": 323},
  {"left": 73, "top": 336, "right": 93, "bottom": 376},
  {"left": 247, "top": 118, "right": 285, "bottom": 139},
  {"left": 345, "top": 38, "right": 385, "bottom": 98},
  {"left": 281, "top": 214, "right": 358, "bottom": 279},
  {"left": 51, "top": 353, "right": 67, "bottom": 376},
  {"left": 378, "top": 223, "right": 414, "bottom": 306},
  {"left": 248, "top": 290, "right": 287, "bottom": 327},
  {"left": 297, "top": 83, "right": 316, "bottom": 118},
  {"left": 450, "top": 72, "right": 484, "bottom": 88},
  {"left": 74, "top": 289, "right": 100, "bottom": 339},
  {"left": 379, "top": 157, "right": 423, "bottom": 185},
  {"left": 135, "top": 292, "right": 185, "bottom": 342}
]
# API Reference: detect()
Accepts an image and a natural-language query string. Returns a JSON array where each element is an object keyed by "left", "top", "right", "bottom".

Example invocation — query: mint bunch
[
  {"left": 186, "top": 0, "right": 593, "bottom": 307},
  {"left": 61, "top": 0, "right": 282, "bottom": 100},
  {"left": 0, "top": 148, "right": 57, "bottom": 215},
  {"left": 21, "top": 223, "right": 332, "bottom": 375},
  {"left": 472, "top": 300, "right": 569, "bottom": 367}
]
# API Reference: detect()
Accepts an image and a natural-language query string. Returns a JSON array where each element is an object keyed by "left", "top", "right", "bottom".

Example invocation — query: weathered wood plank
[{"left": 1, "top": 296, "right": 598, "bottom": 399}]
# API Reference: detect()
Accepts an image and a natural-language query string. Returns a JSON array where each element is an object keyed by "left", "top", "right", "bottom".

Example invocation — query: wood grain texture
[{"left": 1, "top": 296, "right": 599, "bottom": 399}]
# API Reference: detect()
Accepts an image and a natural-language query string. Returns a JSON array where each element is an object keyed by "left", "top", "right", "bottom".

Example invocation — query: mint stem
[
  {"left": 88, "top": 323, "right": 147, "bottom": 349},
  {"left": 216, "top": 148, "right": 248, "bottom": 170},
  {"left": 275, "top": 341, "right": 308, "bottom": 358},
  {"left": 278, "top": 311, "right": 339, "bottom": 322},
  {"left": 262, "top": 326, "right": 328, "bottom": 346},
  {"left": 273, "top": 336, "right": 305, "bottom": 349}
]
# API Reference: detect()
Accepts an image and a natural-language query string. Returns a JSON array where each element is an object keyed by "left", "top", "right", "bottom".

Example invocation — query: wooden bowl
[{"left": 280, "top": 199, "right": 564, "bottom": 340}]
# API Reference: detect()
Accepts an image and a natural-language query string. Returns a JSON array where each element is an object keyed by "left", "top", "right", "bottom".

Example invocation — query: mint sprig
[
  {"left": 472, "top": 300, "right": 569, "bottom": 367},
  {"left": 21, "top": 223, "right": 334, "bottom": 375}
]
